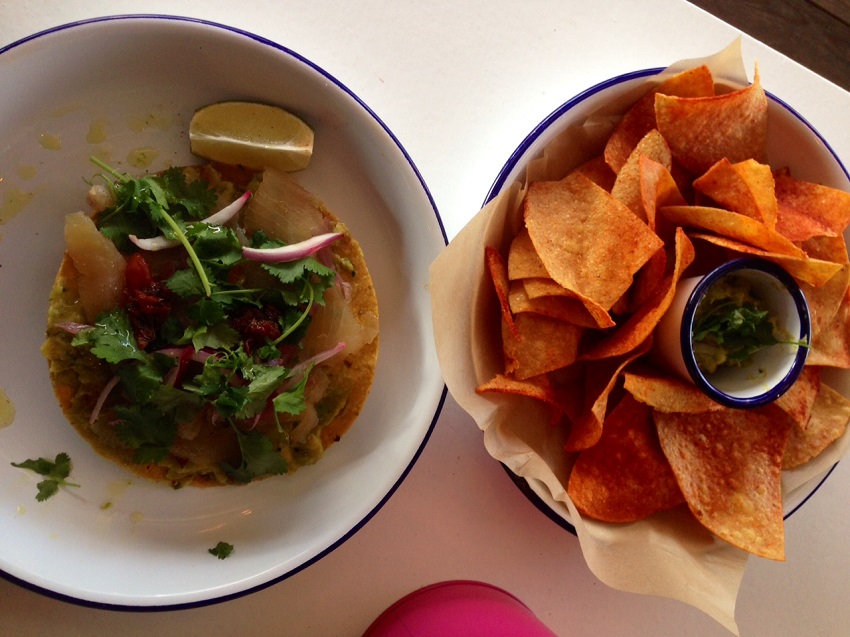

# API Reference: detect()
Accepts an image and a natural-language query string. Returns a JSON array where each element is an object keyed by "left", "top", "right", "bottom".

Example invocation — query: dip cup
[
  {"left": 362, "top": 580, "right": 558, "bottom": 637},
  {"left": 655, "top": 258, "right": 811, "bottom": 409}
]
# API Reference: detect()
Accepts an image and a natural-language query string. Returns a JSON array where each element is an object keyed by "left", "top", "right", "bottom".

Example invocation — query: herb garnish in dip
[{"left": 691, "top": 274, "right": 803, "bottom": 374}]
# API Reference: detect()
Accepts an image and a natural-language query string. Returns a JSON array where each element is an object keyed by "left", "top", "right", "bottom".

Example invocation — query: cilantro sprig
[
  {"left": 12, "top": 453, "right": 80, "bottom": 501},
  {"left": 692, "top": 292, "right": 808, "bottom": 372},
  {"left": 91, "top": 157, "right": 219, "bottom": 296}
]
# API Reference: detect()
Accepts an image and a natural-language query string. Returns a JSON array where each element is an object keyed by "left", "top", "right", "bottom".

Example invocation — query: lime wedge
[{"left": 189, "top": 101, "right": 314, "bottom": 171}]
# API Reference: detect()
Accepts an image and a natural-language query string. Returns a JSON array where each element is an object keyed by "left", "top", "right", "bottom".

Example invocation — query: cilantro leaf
[
  {"left": 272, "top": 366, "right": 312, "bottom": 417},
  {"left": 166, "top": 268, "right": 207, "bottom": 298},
  {"left": 208, "top": 541, "right": 234, "bottom": 560},
  {"left": 11, "top": 452, "right": 80, "bottom": 501},
  {"left": 114, "top": 404, "right": 178, "bottom": 464},
  {"left": 223, "top": 429, "right": 288, "bottom": 483},
  {"left": 238, "top": 365, "right": 289, "bottom": 420},
  {"left": 72, "top": 309, "right": 145, "bottom": 364}
]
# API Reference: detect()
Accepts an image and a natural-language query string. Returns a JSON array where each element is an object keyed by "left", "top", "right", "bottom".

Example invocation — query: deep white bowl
[
  {"left": 0, "top": 16, "right": 446, "bottom": 607},
  {"left": 484, "top": 67, "right": 850, "bottom": 534}
]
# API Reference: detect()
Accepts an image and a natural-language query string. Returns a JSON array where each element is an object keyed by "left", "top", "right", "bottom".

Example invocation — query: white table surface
[{"left": 2, "top": 2, "right": 849, "bottom": 635}]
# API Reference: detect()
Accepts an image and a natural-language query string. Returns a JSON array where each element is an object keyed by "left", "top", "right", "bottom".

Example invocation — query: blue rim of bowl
[
  {"left": 680, "top": 257, "right": 811, "bottom": 409},
  {"left": 0, "top": 13, "right": 448, "bottom": 611},
  {"left": 485, "top": 67, "right": 849, "bottom": 537}
]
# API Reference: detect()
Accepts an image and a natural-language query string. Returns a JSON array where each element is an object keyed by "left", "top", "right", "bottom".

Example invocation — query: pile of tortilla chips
[{"left": 475, "top": 63, "right": 850, "bottom": 562}]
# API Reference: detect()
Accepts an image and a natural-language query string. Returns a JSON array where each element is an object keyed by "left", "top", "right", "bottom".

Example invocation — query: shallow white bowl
[
  {"left": 484, "top": 67, "right": 850, "bottom": 534},
  {"left": 0, "top": 16, "right": 446, "bottom": 607}
]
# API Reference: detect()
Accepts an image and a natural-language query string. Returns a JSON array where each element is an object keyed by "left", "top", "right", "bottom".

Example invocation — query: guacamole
[{"left": 691, "top": 274, "right": 793, "bottom": 374}]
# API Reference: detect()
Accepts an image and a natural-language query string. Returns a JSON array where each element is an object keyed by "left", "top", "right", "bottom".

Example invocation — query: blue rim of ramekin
[
  {"left": 680, "top": 258, "right": 811, "bottom": 409},
  {"left": 485, "top": 67, "right": 850, "bottom": 537},
  {"left": 679, "top": 257, "right": 812, "bottom": 409}
]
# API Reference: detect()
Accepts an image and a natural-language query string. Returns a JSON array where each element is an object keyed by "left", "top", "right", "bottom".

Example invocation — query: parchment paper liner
[{"left": 429, "top": 39, "right": 850, "bottom": 635}]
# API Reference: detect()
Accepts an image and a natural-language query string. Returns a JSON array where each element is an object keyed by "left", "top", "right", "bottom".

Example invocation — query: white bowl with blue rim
[
  {"left": 0, "top": 15, "right": 446, "bottom": 608},
  {"left": 483, "top": 67, "right": 850, "bottom": 535}
]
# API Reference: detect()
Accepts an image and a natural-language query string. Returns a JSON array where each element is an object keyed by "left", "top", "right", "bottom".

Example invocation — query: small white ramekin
[{"left": 655, "top": 257, "right": 811, "bottom": 409}]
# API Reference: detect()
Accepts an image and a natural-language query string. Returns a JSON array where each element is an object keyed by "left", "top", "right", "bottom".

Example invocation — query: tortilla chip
[
  {"left": 565, "top": 339, "right": 651, "bottom": 452},
  {"left": 604, "top": 64, "right": 716, "bottom": 173},
  {"left": 521, "top": 278, "right": 616, "bottom": 329},
  {"left": 583, "top": 229, "right": 694, "bottom": 360},
  {"left": 655, "top": 71, "right": 768, "bottom": 174},
  {"left": 502, "top": 312, "right": 582, "bottom": 380},
  {"left": 485, "top": 246, "right": 518, "bottom": 338},
  {"left": 801, "top": 234, "right": 850, "bottom": 264},
  {"left": 774, "top": 169, "right": 850, "bottom": 242},
  {"left": 568, "top": 393, "right": 684, "bottom": 522},
  {"left": 774, "top": 366, "right": 821, "bottom": 431},
  {"left": 807, "top": 283, "right": 850, "bottom": 368},
  {"left": 568, "top": 155, "right": 616, "bottom": 191},
  {"left": 623, "top": 370, "right": 723, "bottom": 413},
  {"left": 693, "top": 158, "right": 778, "bottom": 228},
  {"left": 523, "top": 173, "right": 663, "bottom": 311},
  {"left": 689, "top": 232, "right": 842, "bottom": 287},
  {"left": 507, "top": 228, "right": 549, "bottom": 280},
  {"left": 509, "top": 280, "right": 600, "bottom": 328},
  {"left": 783, "top": 383, "right": 850, "bottom": 468},
  {"left": 476, "top": 372, "right": 562, "bottom": 422},
  {"left": 639, "top": 155, "right": 687, "bottom": 235},
  {"left": 610, "top": 130, "right": 672, "bottom": 221},
  {"left": 655, "top": 407, "right": 790, "bottom": 560},
  {"left": 661, "top": 204, "right": 804, "bottom": 257},
  {"left": 801, "top": 264, "right": 850, "bottom": 341}
]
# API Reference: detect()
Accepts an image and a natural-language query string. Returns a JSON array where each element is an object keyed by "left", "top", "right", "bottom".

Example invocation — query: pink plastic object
[{"left": 362, "top": 580, "right": 558, "bottom": 637}]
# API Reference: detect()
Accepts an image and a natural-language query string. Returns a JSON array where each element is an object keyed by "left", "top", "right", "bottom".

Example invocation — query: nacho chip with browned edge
[
  {"left": 655, "top": 70, "right": 768, "bottom": 175},
  {"left": 661, "top": 204, "right": 804, "bottom": 257},
  {"left": 783, "top": 383, "right": 850, "bottom": 468},
  {"left": 476, "top": 373, "right": 562, "bottom": 424},
  {"left": 610, "top": 129, "right": 673, "bottom": 221},
  {"left": 623, "top": 369, "right": 723, "bottom": 413},
  {"left": 802, "top": 265, "right": 850, "bottom": 342},
  {"left": 583, "top": 228, "right": 694, "bottom": 360},
  {"left": 524, "top": 172, "right": 664, "bottom": 312},
  {"left": 808, "top": 283, "right": 850, "bottom": 368},
  {"left": 640, "top": 155, "right": 687, "bottom": 234},
  {"left": 507, "top": 228, "right": 549, "bottom": 280},
  {"left": 568, "top": 393, "right": 684, "bottom": 523},
  {"left": 502, "top": 312, "right": 582, "bottom": 380},
  {"left": 485, "top": 246, "right": 518, "bottom": 339},
  {"left": 693, "top": 158, "right": 778, "bottom": 228},
  {"left": 605, "top": 64, "right": 716, "bottom": 173},
  {"left": 568, "top": 155, "right": 616, "bottom": 191},
  {"left": 565, "top": 339, "right": 652, "bottom": 452},
  {"left": 520, "top": 278, "right": 616, "bottom": 329},
  {"left": 775, "top": 168, "right": 850, "bottom": 242},
  {"left": 690, "top": 232, "right": 842, "bottom": 287},
  {"left": 774, "top": 366, "right": 821, "bottom": 431},
  {"left": 655, "top": 408, "right": 790, "bottom": 561},
  {"left": 509, "top": 280, "right": 600, "bottom": 328}
]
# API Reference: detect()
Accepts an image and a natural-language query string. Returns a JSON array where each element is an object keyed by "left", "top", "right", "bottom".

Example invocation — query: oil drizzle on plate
[{"left": 0, "top": 388, "right": 15, "bottom": 428}]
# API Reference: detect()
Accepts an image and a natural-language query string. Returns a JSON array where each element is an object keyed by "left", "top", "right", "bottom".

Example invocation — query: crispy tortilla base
[{"left": 42, "top": 171, "right": 378, "bottom": 487}]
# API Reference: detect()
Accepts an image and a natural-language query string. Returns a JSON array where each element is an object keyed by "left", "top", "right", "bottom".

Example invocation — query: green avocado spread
[{"left": 690, "top": 274, "right": 800, "bottom": 374}]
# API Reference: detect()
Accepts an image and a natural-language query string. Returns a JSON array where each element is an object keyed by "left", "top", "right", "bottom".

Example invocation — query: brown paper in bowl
[{"left": 429, "top": 39, "right": 850, "bottom": 635}]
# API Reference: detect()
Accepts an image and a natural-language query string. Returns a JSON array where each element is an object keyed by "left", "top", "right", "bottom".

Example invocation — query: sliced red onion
[
  {"left": 154, "top": 346, "right": 215, "bottom": 364},
  {"left": 90, "top": 375, "right": 120, "bottom": 424},
  {"left": 203, "top": 190, "right": 251, "bottom": 226},
  {"left": 56, "top": 321, "right": 92, "bottom": 335},
  {"left": 129, "top": 191, "right": 252, "bottom": 252},
  {"left": 242, "top": 232, "right": 343, "bottom": 264},
  {"left": 279, "top": 342, "right": 346, "bottom": 391}
]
